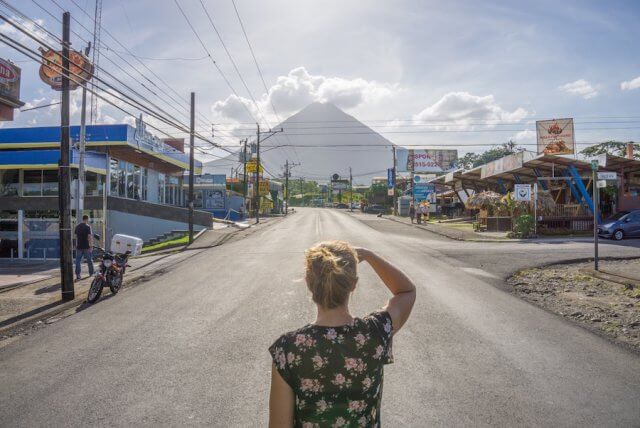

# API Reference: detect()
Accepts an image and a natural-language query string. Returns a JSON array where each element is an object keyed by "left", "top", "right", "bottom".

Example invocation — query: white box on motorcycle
[{"left": 110, "top": 234, "right": 143, "bottom": 256}]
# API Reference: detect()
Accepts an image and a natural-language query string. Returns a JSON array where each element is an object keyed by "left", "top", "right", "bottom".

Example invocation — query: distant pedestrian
[
  {"left": 74, "top": 215, "right": 94, "bottom": 281},
  {"left": 409, "top": 202, "right": 416, "bottom": 223},
  {"left": 268, "top": 241, "right": 416, "bottom": 427}
]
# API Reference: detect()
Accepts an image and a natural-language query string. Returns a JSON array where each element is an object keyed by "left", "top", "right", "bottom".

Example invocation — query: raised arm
[{"left": 356, "top": 248, "right": 416, "bottom": 332}]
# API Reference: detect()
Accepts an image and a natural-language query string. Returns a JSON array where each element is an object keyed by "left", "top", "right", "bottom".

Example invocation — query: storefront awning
[{"left": 0, "top": 149, "right": 107, "bottom": 174}]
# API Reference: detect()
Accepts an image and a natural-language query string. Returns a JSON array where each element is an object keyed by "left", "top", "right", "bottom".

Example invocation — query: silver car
[{"left": 597, "top": 210, "right": 640, "bottom": 240}]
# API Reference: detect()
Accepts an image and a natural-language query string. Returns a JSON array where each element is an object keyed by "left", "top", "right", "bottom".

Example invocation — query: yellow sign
[
  {"left": 259, "top": 181, "right": 270, "bottom": 196},
  {"left": 246, "top": 160, "right": 263, "bottom": 173}
]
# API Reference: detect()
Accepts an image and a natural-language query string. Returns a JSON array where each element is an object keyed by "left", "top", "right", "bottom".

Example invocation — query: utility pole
[
  {"left": 284, "top": 160, "right": 289, "bottom": 215},
  {"left": 299, "top": 177, "right": 304, "bottom": 206},
  {"left": 242, "top": 138, "right": 247, "bottom": 203},
  {"left": 59, "top": 12, "right": 74, "bottom": 300},
  {"left": 255, "top": 123, "right": 260, "bottom": 224},
  {"left": 76, "top": 43, "right": 91, "bottom": 225},
  {"left": 591, "top": 160, "right": 599, "bottom": 270},
  {"left": 349, "top": 167, "right": 353, "bottom": 212},
  {"left": 392, "top": 146, "right": 398, "bottom": 215},
  {"left": 188, "top": 92, "right": 195, "bottom": 244}
]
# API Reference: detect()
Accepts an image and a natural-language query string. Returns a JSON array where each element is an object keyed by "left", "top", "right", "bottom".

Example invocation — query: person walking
[
  {"left": 409, "top": 202, "right": 416, "bottom": 224},
  {"left": 268, "top": 241, "right": 416, "bottom": 427},
  {"left": 74, "top": 215, "right": 94, "bottom": 281}
]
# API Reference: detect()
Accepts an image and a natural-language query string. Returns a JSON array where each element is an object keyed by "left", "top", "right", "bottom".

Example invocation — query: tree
[
  {"left": 459, "top": 140, "right": 524, "bottom": 170},
  {"left": 580, "top": 141, "right": 639, "bottom": 160}
]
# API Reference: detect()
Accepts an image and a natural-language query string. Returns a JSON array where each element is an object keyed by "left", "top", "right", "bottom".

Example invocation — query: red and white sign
[{"left": 0, "top": 58, "right": 23, "bottom": 121}]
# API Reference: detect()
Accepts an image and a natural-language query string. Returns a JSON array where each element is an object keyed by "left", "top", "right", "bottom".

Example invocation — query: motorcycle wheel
[
  {"left": 87, "top": 277, "right": 104, "bottom": 304},
  {"left": 109, "top": 272, "right": 123, "bottom": 294}
]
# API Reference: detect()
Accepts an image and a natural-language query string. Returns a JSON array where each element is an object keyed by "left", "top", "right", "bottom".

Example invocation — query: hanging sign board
[
  {"left": 0, "top": 58, "right": 24, "bottom": 121},
  {"left": 596, "top": 180, "right": 607, "bottom": 189},
  {"left": 536, "top": 118, "right": 575, "bottom": 155},
  {"left": 39, "top": 48, "right": 93, "bottom": 91},
  {"left": 597, "top": 171, "right": 617, "bottom": 180},
  {"left": 387, "top": 168, "right": 394, "bottom": 189},
  {"left": 514, "top": 184, "right": 532, "bottom": 202},
  {"left": 246, "top": 159, "right": 263, "bottom": 173},
  {"left": 258, "top": 180, "right": 270, "bottom": 196}
]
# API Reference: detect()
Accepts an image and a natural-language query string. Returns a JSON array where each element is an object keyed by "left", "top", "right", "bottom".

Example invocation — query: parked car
[
  {"left": 598, "top": 210, "right": 640, "bottom": 240},
  {"left": 364, "top": 204, "right": 388, "bottom": 215},
  {"left": 335, "top": 203, "right": 349, "bottom": 209}
]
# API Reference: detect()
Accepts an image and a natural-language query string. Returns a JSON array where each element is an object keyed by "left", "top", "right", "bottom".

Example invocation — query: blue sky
[{"left": 0, "top": 0, "right": 638, "bottom": 159}]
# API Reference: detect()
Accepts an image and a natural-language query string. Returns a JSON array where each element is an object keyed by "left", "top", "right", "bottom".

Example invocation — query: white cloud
[
  {"left": 512, "top": 129, "right": 536, "bottom": 144},
  {"left": 412, "top": 92, "right": 528, "bottom": 129},
  {"left": 212, "top": 66, "right": 397, "bottom": 122},
  {"left": 0, "top": 16, "right": 55, "bottom": 45},
  {"left": 621, "top": 76, "right": 640, "bottom": 91},
  {"left": 559, "top": 79, "right": 598, "bottom": 99}
]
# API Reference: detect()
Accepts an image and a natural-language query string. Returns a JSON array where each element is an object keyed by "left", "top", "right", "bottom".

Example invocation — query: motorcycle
[{"left": 87, "top": 246, "right": 131, "bottom": 304}]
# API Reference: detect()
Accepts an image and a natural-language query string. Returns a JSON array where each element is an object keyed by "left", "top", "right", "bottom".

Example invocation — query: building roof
[{"left": 0, "top": 124, "right": 201, "bottom": 173}]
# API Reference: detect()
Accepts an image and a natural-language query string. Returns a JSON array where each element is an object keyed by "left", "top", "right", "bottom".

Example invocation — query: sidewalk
[
  {"left": 386, "top": 214, "right": 513, "bottom": 242},
  {"left": 0, "top": 223, "right": 260, "bottom": 337}
]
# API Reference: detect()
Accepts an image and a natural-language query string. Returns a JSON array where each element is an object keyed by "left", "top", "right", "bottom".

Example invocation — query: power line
[{"left": 172, "top": 0, "right": 258, "bottom": 125}]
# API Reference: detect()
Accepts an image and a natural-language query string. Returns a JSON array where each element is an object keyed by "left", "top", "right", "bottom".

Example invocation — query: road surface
[{"left": 1, "top": 208, "right": 639, "bottom": 427}]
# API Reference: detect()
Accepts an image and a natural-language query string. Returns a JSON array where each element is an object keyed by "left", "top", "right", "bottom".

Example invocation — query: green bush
[{"left": 511, "top": 214, "right": 535, "bottom": 238}]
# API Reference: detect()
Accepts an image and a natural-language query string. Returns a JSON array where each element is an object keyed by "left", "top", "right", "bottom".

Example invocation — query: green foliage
[
  {"left": 580, "top": 141, "right": 639, "bottom": 160},
  {"left": 511, "top": 214, "right": 535, "bottom": 238}
]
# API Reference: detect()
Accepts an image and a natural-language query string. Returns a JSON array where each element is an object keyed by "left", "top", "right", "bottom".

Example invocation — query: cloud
[
  {"left": 412, "top": 92, "right": 528, "bottom": 129},
  {"left": 512, "top": 129, "right": 536, "bottom": 144},
  {"left": 0, "top": 16, "right": 55, "bottom": 45},
  {"left": 559, "top": 79, "right": 598, "bottom": 99},
  {"left": 621, "top": 76, "right": 640, "bottom": 91},
  {"left": 212, "top": 66, "right": 397, "bottom": 122}
]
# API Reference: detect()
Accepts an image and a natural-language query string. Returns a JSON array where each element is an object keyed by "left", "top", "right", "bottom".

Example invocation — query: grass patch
[{"left": 142, "top": 235, "right": 189, "bottom": 253}]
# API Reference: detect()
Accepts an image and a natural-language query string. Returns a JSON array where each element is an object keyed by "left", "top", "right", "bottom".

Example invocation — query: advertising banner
[
  {"left": 481, "top": 151, "right": 535, "bottom": 179},
  {"left": 387, "top": 168, "right": 394, "bottom": 189},
  {"left": 332, "top": 181, "right": 348, "bottom": 190},
  {"left": 396, "top": 149, "right": 458, "bottom": 173},
  {"left": 536, "top": 118, "right": 575, "bottom": 155},
  {"left": 413, "top": 184, "right": 435, "bottom": 203}
]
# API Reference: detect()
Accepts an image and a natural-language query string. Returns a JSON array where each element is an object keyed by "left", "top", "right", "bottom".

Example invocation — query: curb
[
  {"left": 385, "top": 216, "right": 514, "bottom": 243},
  {"left": 580, "top": 267, "right": 640, "bottom": 288}
]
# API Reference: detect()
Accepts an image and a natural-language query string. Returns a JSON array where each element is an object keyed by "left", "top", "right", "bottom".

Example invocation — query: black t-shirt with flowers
[{"left": 269, "top": 311, "right": 393, "bottom": 427}]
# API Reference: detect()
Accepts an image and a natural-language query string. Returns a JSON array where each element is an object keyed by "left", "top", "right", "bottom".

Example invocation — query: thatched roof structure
[{"left": 466, "top": 191, "right": 502, "bottom": 209}]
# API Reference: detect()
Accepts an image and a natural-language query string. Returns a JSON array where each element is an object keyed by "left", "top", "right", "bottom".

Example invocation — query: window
[
  {"left": 133, "top": 165, "right": 141, "bottom": 200},
  {"left": 42, "top": 170, "right": 58, "bottom": 196},
  {"left": 158, "top": 173, "right": 165, "bottom": 204},
  {"left": 23, "top": 170, "right": 43, "bottom": 196},
  {"left": 118, "top": 161, "right": 126, "bottom": 197},
  {"left": 125, "top": 163, "right": 134, "bottom": 199},
  {"left": 0, "top": 170, "right": 19, "bottom": 196},
  {"left": 110, "top": 158, "right": 119, "bottom": 196},
  {"left": 141, "top": 168, "right": 148, "bottom": 200},
  {"left": 85, "top": 171, "right": 99, "bottom": 196}
]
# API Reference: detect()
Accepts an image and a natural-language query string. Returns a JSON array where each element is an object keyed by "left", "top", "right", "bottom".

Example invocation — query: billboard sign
[
  {"left": 514, "top": 184, "right": 531, "bottom": 202},
  {"left": 332, "top": 181, "right": 348, "bottom": 190},
  {"left": 0, "top": 58, "right": 24, "bottom": 121},
  {"left": 246, "top": 159, "right": 263, "bottom": 173},
  {"left": 258, "top": 180, "right": 270, "bottom": 196},
  {"left": 396, "top": 149, "right": 458, "bottom": 173},
  {"left": 39, "top": 48, "right": 94, "bottom": 91},
  {"left": 536, "top": 118, "right": 575, "bottom": 155}
]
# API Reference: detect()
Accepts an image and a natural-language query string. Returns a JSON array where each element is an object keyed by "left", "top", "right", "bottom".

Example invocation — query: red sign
[{"left": 0, "top": 58, "right": 23, "bottom": 121}]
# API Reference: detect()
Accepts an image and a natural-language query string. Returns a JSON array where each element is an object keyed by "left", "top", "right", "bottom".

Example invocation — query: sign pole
[
  {"left": 59, "top": 12, "right": 74, "bottom": 300},
  {"left": 188, "top": 92, "right": 195, "bottom": 244},
  {"left": 392, "top": 146, "right": 397, "bottom": 215},
  {"left": 255, "top": 123, "right": 260, "bottom": 224},
  {"left": 533, "top": 183, "right": 538, "bottom": 237},
  {"left": 592, "top": 161, "right": 599, "bottom": 271}
]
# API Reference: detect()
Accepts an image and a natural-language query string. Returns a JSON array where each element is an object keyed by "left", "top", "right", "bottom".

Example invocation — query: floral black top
[{"left": 269, "top": 311, "right": 393, "bottom": 427}]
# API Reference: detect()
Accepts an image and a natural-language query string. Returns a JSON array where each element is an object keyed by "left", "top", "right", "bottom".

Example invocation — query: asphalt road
[{"left": 1, "top": 208, "right": 639, "bottom": 427}]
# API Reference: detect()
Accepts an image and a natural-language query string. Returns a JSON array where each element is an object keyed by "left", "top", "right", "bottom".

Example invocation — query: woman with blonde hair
[{"left": 269, "top": 241, "right": 416, "bottom": 427}]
